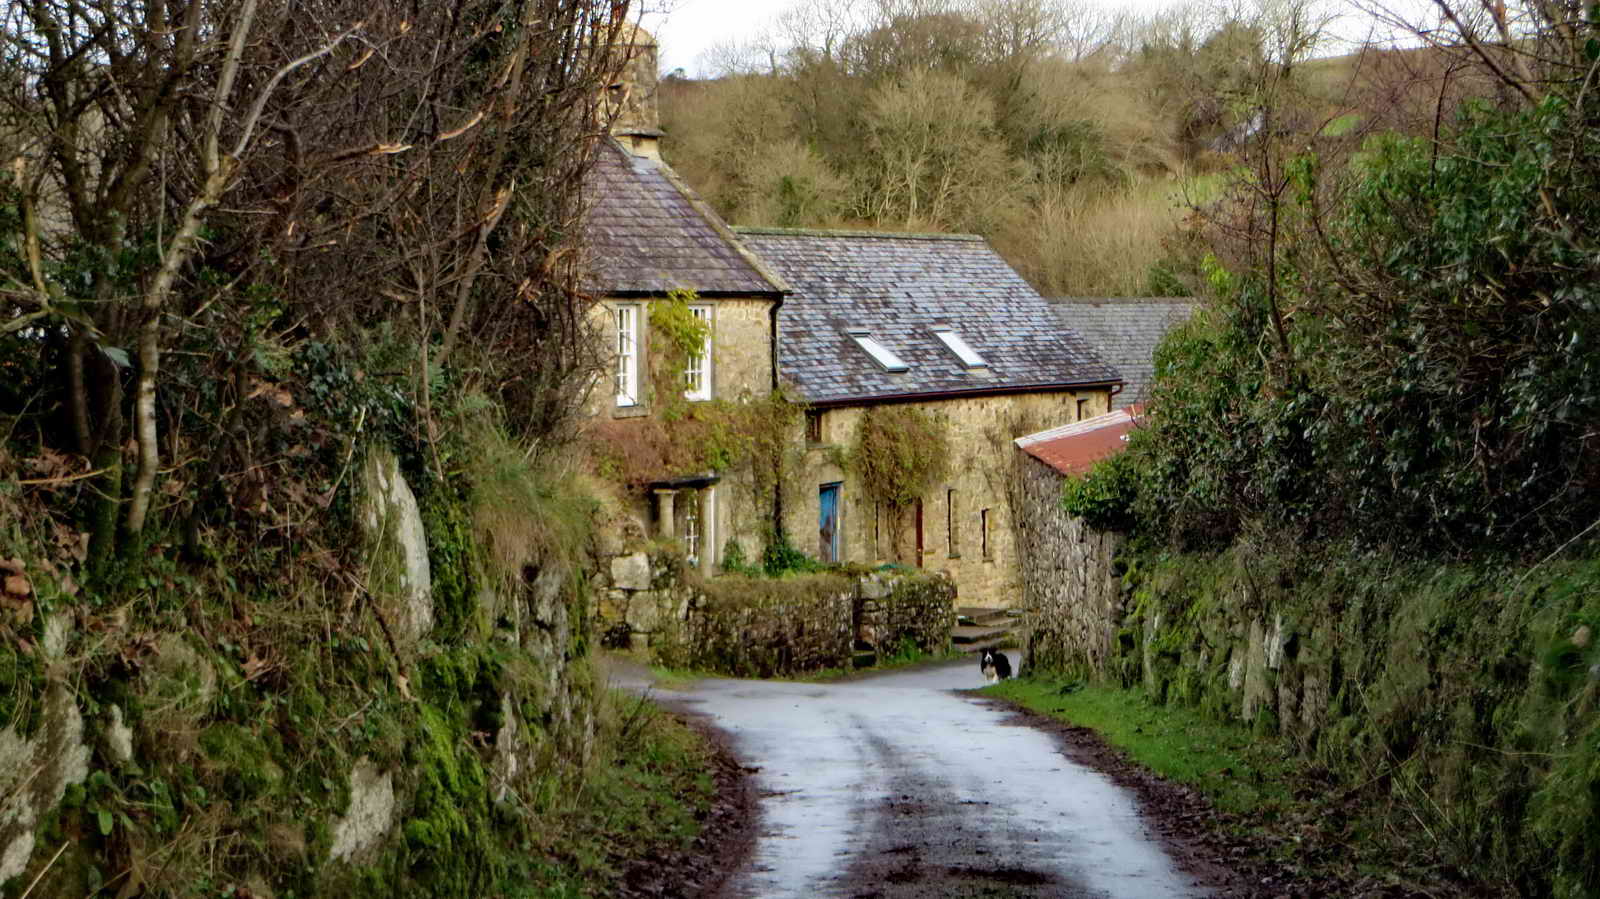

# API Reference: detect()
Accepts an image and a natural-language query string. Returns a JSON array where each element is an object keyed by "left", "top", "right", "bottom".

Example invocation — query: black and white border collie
[{"left": 980, "top": 648, "right": 1012, "bottom": 683}]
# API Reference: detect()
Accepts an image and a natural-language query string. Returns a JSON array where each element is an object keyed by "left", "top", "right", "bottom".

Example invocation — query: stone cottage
[
  {"left": 736, "top": 227, "right": 1122, "bottom": 608},
  {"left": 581, "top": 28, "right": 790, "bottom": 573}
]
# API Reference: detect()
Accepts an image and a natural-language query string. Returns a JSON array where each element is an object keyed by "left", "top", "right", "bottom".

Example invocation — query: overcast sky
[
  {"left": 640, "top": 0, "right": 1421, "bottom": 78},
  {"left": 641, "top": 0, "right": 1187, "bottom": 76}
]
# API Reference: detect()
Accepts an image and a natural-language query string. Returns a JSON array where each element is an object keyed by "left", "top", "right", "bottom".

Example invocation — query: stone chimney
[{"left": 607, "top": 26, "right": 662, "bottom": 160}]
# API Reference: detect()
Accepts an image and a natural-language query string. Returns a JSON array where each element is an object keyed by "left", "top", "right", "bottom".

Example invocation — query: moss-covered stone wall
[
  {"left": 1059, "top": 542, "right": 1600, "bottom": 898},
  {"left": 858, "top": 570, "right": 956, "bottom": 658},
  {"left": 631, "top": 561, "right": 956, "bottom": 677},
  {"left": 1009, "top": 453, "right": 1124, "bottom": 677},
  {"left": 0, "top": 441, "right": 608, "bottom": 897}
]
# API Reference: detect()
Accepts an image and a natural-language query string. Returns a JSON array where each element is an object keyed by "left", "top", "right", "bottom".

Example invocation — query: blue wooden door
[{"left": 819, "top": 483, "right": 841, "bottom": 563}]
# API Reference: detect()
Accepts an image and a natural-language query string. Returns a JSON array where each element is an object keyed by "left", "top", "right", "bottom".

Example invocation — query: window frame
[
  {"left": 805, "top": 410, "right": 824, "bottom": 444},
  {"left": 684, "top": 303, "right": 713, "bottom": 401},
  {"left": 846, "top": 330, "right": 910, "bottom": 372},
  {"left": 930, "top": 326, "right": 987, "bottom": 369},
  {"left": 615, "top": 304, "right": 640, "bottom": 407}
]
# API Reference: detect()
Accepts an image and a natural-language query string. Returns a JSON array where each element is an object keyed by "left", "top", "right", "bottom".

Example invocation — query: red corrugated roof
[{"left": 1013, "top": 406, "right": 1142, "bottom": 476}]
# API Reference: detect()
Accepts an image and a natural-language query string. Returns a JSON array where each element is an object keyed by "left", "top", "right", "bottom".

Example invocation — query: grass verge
[
  {"left": 982, "top": 677, "right": 1297, "bottom": 816},
  {"left": 980, "top": 676, "right": 1512, "bottom": 894},
  {"left": 523, "top": 689, "right": 717, "bottom": 897}
]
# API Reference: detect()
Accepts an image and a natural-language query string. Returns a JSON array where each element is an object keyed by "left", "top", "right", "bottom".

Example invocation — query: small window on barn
[
  {"left": 981, "top": 508, "right": 992, "bottom": 560},
  {"left": 1076, "top": 397, "right": 1091, "bottom": 420},
  {"left": 931, "top": 326, "right": 987, "bottom": 369},
  {"left": 846, "top": 330, "right": 909, "bottom": 372},
  {"left": 805, "top": 410, "right": 824, "bottom": 444}
]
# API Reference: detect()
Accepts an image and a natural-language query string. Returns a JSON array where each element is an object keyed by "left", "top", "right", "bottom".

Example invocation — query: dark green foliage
[
  {"left": 760, "top": 531, "right": 827, "bottom": 577},
  {"left": 1091, "top": 543, "right": 1600, "bottom": 897},
  {"left": 1091, "top": 96, "right": 1600, "bottom": 554},
  {"left": 1060, "top": 442, "right": 1147, "bottom": 532}
]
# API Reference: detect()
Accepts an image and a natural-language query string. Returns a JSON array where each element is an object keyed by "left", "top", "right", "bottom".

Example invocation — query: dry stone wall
[
  {"left": 1020, "top": 533, "right": 1600, "bottom": 896},
  {"left": 597, "top": 549, "right": 956, "bottom": 677},
  {"left": 857, "top": 570, "right": 957, "bottom": 657},
  {"left": 1009, "top": 454, "right": 1124, "bottom": 677},
  {"left": 682, "top": 574, "right": 858, "bottom": 677}
]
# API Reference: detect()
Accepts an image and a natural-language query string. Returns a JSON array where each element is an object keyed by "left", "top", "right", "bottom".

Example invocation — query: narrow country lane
[{"left": 626, "top": 658, "right": 1209, "bottom": 899}]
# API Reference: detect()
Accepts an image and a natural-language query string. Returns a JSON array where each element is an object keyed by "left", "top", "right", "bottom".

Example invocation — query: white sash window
[
  {"left": 616, "top": 305, "right": 639, "bottom": 406},
  {"left": 684, "top": 304, "right": 713, "bottom": 401}
]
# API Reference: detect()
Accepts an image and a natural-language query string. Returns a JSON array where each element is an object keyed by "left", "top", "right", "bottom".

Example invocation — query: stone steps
[
  {"left": 951, "top": 606, "right": 1021, "bottom": 653},
  {"left": 956, "top": 606, "right": 1015, "bottom": 628}
]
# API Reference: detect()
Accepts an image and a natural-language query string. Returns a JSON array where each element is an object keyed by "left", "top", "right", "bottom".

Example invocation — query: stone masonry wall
[
  {"left": 681, "top": 574, "right": 858, "bottom": 677},
  {"left": 857, "top": 570, "right": 958, "bottom": 657},
  {"left": 785, "top": 389, "right": 1112, "bottom": 609},
  {"left": 1009, "top": 453, "right": 1125, "bottom": 677},
  {"left": 1087, "top": 548, "right": 1600, "bottom": 896},
  {"left": 584, "top": 295, "right": 775, "bottom": 569},
  {"left": 597, "top": 547, "right": 957, "bottom": 677}
]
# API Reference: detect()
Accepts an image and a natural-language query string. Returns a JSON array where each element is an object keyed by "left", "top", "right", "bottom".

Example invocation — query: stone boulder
[
  {"left": 328, "top": 757, "right": 395, "bottom": 864},
  {"left": 359, "top": 448, "right": 433, "bottom": 649}
]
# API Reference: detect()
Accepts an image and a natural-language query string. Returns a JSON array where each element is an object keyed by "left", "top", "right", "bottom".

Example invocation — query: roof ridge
[
  {"left": 736, "top": 226, "right": 984, "bottom": 242},
  {"left": 1047, "top": 296, "right": 1198, "bottom": 304},
  {"left": 1014, "top": 407, "right": 1141, "bottom": 447},
  {"left": 642, "top": 144, "right": 793, "bottom": 295}
]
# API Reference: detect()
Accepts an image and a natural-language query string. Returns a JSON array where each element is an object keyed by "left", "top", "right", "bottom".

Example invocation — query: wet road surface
[{"left": 622, "top": 657, "right": 1208, "bottom": 898}]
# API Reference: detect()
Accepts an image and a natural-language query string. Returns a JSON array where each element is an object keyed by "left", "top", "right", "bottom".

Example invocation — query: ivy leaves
[{"left": 847, "top": 406, "right": 949, "bottom": 508}]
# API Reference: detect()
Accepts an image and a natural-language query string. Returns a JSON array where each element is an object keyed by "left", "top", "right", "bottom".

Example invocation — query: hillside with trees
[{"left": 656, "top": 0, "right": 1497, "bottom": 297}]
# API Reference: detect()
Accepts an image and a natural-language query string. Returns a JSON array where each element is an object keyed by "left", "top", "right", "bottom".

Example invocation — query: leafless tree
[{"left": 1, "top": 0, "right": 631, "bottom": 566}]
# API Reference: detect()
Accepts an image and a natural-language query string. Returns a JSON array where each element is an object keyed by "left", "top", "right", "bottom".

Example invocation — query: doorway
[{"left": 819, "top": 483, "right": 842, "bottom": 563}]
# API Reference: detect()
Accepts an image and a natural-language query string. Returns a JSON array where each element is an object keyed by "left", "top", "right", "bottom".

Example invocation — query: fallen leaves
[{"left": 1, "top": 557, "right": 34, "bottom": 628}]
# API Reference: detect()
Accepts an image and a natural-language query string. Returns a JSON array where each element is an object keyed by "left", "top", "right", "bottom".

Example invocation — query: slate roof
[
  {"left": 1015, "top": 407, "right": 1143, "bottom": 477},
  {"left": 583, "top": 140, "right": 787, "bottom": 296},
  {"left": 737, "top": 228, "right": 1121, "bottom": 406},
  {"left": 1046, "top": 298, "right": 1197, "bottom": 411}
]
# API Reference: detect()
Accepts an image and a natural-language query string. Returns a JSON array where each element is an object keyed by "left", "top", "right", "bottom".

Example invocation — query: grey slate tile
[
  {"left": 1046, "top": 298, "right": 1197, "bottom": 410},
  {"left": 583, "top": 141, "right": 785, "bottom": 296},
  {"left": 738, "top": 228, "right": 1122, "bottom": 405}
]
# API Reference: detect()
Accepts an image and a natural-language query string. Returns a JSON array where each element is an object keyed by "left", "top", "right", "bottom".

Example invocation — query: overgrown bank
[
  {"left": 0, "top": 1, "right": 729, "bottom": 894},
  {"left": 0, "top": 413, "right": 739, "bottom": 897},
  {"left": 1035, "top": 540, "right": 1600, "bottom": 897},
  {"left": 1014, "top": 6, "right": 1600, "bottom": 894}
]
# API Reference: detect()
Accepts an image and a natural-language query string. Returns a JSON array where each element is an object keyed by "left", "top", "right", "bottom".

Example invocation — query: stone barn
[
  {"left": 1010, "top": 408, "right": 1142, "bottom": 675},
  {"left": 738, "top": 227, "right": 1121, "bottom": 610}
]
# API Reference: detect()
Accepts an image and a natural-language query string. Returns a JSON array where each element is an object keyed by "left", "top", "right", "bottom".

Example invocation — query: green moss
[
  {"left": 0, "top": 644, "right": 44, "bottom": 736},
  {"left": 397, "top": 702, "right": 498, "bottom": 893},
  {"left": 199, "top": 722, "right": 283, "bottom": 800},
  {"left": 1069, "top": 542, "right": 1600, "bottom": 896},
  {"left": 421, "top": 488, "right": 483, "bottom": 642}
]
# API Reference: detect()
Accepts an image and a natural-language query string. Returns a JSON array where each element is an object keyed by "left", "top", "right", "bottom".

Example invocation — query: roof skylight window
[
  {"left": 931, "top": 326, "right": 987, "bottom": 369},
  {"left": 846, "top": 330, "right": 910, "bottom": 372}
]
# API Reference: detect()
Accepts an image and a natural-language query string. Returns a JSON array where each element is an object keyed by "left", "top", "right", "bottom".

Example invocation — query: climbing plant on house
[
  {"left": 847, "top": 406, "right": 950, "bottom": 508},
  {"left": 646, "top": 289, "right": 712, "bottom": 419}
]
